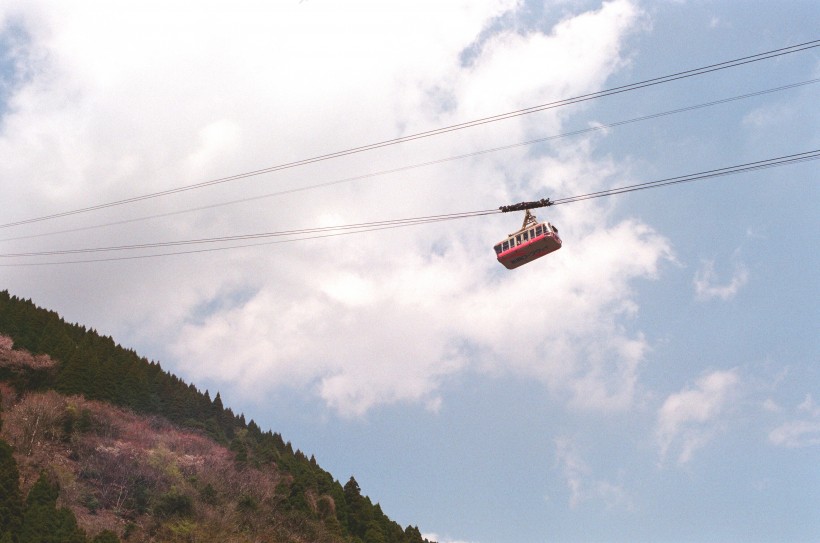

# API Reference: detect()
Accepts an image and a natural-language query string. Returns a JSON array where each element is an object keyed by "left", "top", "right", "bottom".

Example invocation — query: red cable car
[{"left": 494, "top": 209, "right": 561, "bottom": 269}]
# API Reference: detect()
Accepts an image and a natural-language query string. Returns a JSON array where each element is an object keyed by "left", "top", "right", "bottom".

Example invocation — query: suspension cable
[
  {"left": 1, "top": 40, "right": 817, "bottom": 231},
  {"left": 2, "top": 78, "right": 817, "bottom": 244},
  {"left": 550, "top": 150, "right": 820, "bottom": 205},
  {"left": 2, "top": 149, "right": 816, "bottom": 266}
]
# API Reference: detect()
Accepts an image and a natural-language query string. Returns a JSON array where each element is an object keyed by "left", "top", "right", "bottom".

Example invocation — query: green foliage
[
  {"left": 199, "top": 483, "right": 219, "bottom": 506},
  {"left": 122, "top": 523, "right": 136, "bottom": 540},
  {"left": 24, "top": 472, "right": 59, "bottom": 508},
  {"left": 19, "top": 473, "right": 87, "bottom": 543},
  {"left": 236, "top": 494, "right": 258, "bottom": 513},
  {"left": 126, "top": 477, "right": 150, "bottom": 516},
  {"left": 82, "top": 493, "right": 100, "bottom": 514},
  {"left": 91, "top": 530, "right": 120, "bottom": 543},
  {"left": 0, "top": 439, "right": 22, "bottom": 541},
  {"left": 344, "top": 476, "right": 369, "bottom": 537},
  {"left": 0, "top": 291, "right": 244, "bottom": 442},
  {"left": 364, "top": 521, "right": 387, "bottom": 543},
  {"left": 153, "top": 491, "right": 194, "bottom": 519},
  {"left": 62, "top": 405, "right": 94, "bottom": 438},
  {"left": 166, "top": 520, "right": 196, "bottom": 538},
  {"left": 229, "top": 436, "right": 248, "bottom": 468}
]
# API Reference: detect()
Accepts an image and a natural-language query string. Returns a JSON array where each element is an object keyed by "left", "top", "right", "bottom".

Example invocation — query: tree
[
  {"left": 91, "top": 530, "right": 120, "bottom": 543},
  {"left": 344, "top": 476, "right": 361, "bottom": 499},
  {"left": 212, "top": 392, "right": 224, "bottom": 415},
  {"left": 19, "top": 472, "right": 87, "bottom": 543},
  {"left": 0, "top": 439, "right": 22, "bottom": 541},
  {"left": 344, "top": 477, "right": 373, "bottom": 539},
  {"left": 153, "top": 490, "right": 193, "bottom": 519},
  {"left": 230, "top": 436, "right": 248, "bottom": 468},
  {"left": 364, "top": 520, "right": 387, "bottom": 543},
  {"left": 405, "top": 525, "right": 426, "bottom": 543}
]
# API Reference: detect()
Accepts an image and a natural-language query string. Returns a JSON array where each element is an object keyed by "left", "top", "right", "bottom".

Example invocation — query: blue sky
[{"left": 0, "top": 1, "right": 818, "bottom": 542}]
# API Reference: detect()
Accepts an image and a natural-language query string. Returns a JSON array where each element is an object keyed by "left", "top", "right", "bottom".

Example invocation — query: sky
[{"left": 0, "top": 1, "right": 818, "bottom": 542}]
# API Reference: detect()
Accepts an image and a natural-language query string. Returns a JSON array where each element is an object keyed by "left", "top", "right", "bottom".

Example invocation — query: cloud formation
[
  {"left": 656, "top": 369, "right": 739, "bottom": 464},
  {"left": 554, "top": 436, "right": 633, "bottom": 510},
  {"left": 0, "top": 0, "right": 670, "bottom": 418},
  {"left": 693, "top": 259, "right": 748, "bottom": 301},
  {"left": 768, "top": 394, "right": 820, "bottom": 448}
]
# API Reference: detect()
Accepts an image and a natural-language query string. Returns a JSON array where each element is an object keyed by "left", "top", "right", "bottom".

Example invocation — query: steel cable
[
  {"left": 2, "top": 150, "right": 816, "bottom": 266},
  {"left": 1, "top": 40, "right": 817, "bottom": 231}
]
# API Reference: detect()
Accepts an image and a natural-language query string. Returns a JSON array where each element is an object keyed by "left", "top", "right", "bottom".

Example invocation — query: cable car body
[{"left": 494, "top": 209, "right": 561, "bottom": 269}]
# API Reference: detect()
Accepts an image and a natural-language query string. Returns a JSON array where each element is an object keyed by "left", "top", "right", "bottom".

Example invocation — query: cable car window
[
  {"left": 516, "top": 235, "right": 522, "bottom": 244},
  {"left": 494, "top": 244, "right": 502, "bottom": 254},
  {"left": 536, "top": 225, "right": 543, "bottom": 236},
  {"left": 530, "top": 228, "right": 535, "bottom": 238},
  {"left": 523, "top": 231, "right": 529, "bottom": 241},
  {"left": 502, "top": 241, "right": 509, "bottom": 251}
]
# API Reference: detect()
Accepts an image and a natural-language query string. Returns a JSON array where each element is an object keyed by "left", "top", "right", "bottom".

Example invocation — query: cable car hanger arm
[{"left": 498, "top": 198, "right": 553, "bottom": 213}]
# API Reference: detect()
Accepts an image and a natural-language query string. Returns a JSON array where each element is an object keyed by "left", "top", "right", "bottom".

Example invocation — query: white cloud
[
  {"left": 762, "top": 398, "right": 782, "bottom": 413},
  {"left": 769, "top": 420, "right": 820, "bottom": 448},
  {"left": 693, "top": 259, "right": 748, "bottom": 301},
  {"left": 768, "top": 394, "right": 820, "bottom": 448},
  {"left": 554, "top": 436, "right": 633, "bottom": 510},
  {"left": 451, "top": 0, "right": 641, "bottom": 120},
  {"left": 0, "top": 1, "right": 664, "bottom": 418},
  {"left": 797, "top": 394, "right": 820, "bottom": 417},
  {"left": 656, "top": 369, "right": 739, "bottom": 464}
]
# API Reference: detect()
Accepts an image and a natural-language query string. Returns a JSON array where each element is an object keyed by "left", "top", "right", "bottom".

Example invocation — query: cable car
[{"left": 494, "top": 208, "right": 561, "bottom": 269}]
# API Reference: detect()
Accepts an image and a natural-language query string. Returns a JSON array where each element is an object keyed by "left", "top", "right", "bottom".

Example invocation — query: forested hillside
[{"left": 0, "top": 290, "right": 432, "bottom": 543}]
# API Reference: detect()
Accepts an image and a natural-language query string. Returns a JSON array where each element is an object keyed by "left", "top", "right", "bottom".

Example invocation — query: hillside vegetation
[{"left": 0, "top": 290, "right": 433, "bottom": 543}]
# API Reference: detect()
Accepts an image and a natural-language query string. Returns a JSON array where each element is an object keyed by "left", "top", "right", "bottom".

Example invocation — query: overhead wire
[
  {"left": 0, "top": 221, "right": 460, "bottom": 267},
  {"left": 0, "top": 210, "right": 497, "bottom": 258},
  {"left": 1, "top": 39, "right": 818, "bottom": 231},
  {"left": 2, "top": 78, "right": 817, "bottom": 244},
  {"left": 549, "top": 150, "right": 820, "bottom": 205},
  {"left": 2, "top": 149, "right": 817, "bottom": 266}
]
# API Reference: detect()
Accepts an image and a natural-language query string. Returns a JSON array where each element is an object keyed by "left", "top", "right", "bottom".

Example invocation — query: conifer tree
[
  {"left": 230, "top": 436, "right": 248, "bottom": 468},
  {"left": 19, "top": 472, "right": 86, "bottom": 543},
  {"left": 0, "top": 439, "right": 22, "bottom": 541},
  {"left": 344, "top": 476, "right": 372, "bottom": 539}
]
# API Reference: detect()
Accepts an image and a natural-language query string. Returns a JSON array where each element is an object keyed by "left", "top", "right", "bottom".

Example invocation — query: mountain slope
[{"left": 0, "top": 290, "right": 432, "bottom": 543}]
